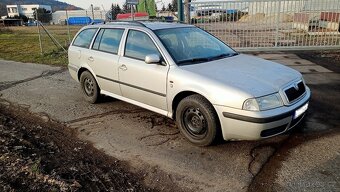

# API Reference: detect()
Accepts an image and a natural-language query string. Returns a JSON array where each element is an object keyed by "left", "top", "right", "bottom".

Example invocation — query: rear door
[{"left": 87, "top": 28, "right": 125, "bottom": 95}]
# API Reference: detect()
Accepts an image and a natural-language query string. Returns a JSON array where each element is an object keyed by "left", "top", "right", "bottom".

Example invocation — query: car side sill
[{"left": 100, "top": 90, "right": 169, "bottom": 117}]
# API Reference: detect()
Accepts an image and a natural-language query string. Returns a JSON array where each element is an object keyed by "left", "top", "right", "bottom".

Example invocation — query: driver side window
[{"left": 125, "top": 30, "right": 160, "bottom": 61}]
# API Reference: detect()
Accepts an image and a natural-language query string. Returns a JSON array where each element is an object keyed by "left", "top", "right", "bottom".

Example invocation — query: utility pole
[{"left": 91, "top": 4, "right": 95, "bottom": 21}]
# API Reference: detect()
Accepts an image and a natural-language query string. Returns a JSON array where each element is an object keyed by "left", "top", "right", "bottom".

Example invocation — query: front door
[{"left": 118, "top": 29, "right": 169, "bottom": 111}]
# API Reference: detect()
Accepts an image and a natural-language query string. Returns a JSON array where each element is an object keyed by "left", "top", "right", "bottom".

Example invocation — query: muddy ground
[{"left": 0, "top": 103, "right": 154, "bottom": 192}]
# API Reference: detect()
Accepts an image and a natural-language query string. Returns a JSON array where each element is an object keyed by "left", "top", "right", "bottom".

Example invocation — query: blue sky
[{"left": 59, "top": 0, "right": 172, "bottom": 10}]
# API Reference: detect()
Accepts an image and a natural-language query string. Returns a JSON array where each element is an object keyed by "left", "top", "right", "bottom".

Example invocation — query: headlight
[
  {"left": 243, "top": 98, "right": 259, "bottom": 111},
  {"left": 243, "top": 93, "right": 283, "bottom": 111}
]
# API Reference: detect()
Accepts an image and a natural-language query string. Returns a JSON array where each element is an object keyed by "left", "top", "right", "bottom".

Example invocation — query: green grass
[{"left": 0, "top": 25, "right": 82, "bottom": 66}]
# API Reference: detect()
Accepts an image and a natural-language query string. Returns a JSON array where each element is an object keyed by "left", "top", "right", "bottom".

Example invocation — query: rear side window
[
  {"left": 93, "top": 28, "right": 124, "bottom": 54},
  {"left": 73, "top": 28, "right": 97, "bottom": 48},
  {"left": 125, "top": 30, "right": 160, "bottom": 60}
]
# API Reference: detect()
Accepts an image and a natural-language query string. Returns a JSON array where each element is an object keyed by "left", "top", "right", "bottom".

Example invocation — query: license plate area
[{"left": 294, "top": 103, "right": 308, "bottom": 119}]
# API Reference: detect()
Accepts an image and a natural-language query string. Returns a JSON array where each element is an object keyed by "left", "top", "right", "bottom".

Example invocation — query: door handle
[
  {"left": 88, "top": 56, "right": 94, "bottom": 62},
  {"left": 119, "top": 64, "right": 127, "bottom": 71}
]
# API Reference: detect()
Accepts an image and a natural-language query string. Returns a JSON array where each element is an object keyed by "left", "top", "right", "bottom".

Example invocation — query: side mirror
[{"left": 145, "top": 54, "right": 161, "bottom": 64}]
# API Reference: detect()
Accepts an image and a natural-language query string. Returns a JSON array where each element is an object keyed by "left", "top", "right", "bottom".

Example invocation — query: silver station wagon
[{"left": 68, "top": 21, "right": 311, "bottom": 146}]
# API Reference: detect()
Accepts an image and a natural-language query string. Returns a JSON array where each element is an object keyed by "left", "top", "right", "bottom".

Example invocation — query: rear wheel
[
  {"left": 80, "top": 71, "right": 100, "bottom": 104},
  {"left": 176, "top": 94, "right": 220, "bottom": 146}
]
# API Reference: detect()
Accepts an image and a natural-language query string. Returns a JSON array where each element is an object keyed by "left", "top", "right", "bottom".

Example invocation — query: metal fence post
[
  {"left": 178, "top": 0, "right": 184, "bottom": 22},
  {"left": 36, "top": 10, "right": 43, "bottom": 55},
  {"left": 66, "top": 9, "right": 71, "bottom": 44},
  {"left": 274, "top": 0, "right": 282, "bottom": 47}
]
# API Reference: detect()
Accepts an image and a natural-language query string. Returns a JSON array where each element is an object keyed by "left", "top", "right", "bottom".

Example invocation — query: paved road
[{"left": 0, "top": 54, "right": 339, "bottom": 191}]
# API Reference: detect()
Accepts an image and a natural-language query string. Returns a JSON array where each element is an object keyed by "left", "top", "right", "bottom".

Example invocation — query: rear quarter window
[{"left": 73, "top": 28, "right": 98, "bottom": 48}]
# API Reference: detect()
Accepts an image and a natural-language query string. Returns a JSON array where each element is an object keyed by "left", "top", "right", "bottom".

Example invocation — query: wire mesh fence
[
  {"left": 0, "top": 8, "right": 108, "bottom": 65},
  {"left": 2, "top": 0, "right": 339, "bottom": 66},
  {"left": 37, "top": 9, "right": 104, "bottom": 55},
  {"left": 37, "top": 23, "right": 81, "bottom": 52},
  {"left": 188, "top": 0, "right": 340, "bottom": 51}
]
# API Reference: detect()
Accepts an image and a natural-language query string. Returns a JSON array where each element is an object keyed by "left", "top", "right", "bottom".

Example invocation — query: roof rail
[{"left": 106, "top": 21, "right": 146, "bottom": 27}]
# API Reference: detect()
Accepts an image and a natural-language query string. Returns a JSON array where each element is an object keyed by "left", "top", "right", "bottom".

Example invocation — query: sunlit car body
[{"left": 68, "top": 21, "right": 310, "bottom": 146}]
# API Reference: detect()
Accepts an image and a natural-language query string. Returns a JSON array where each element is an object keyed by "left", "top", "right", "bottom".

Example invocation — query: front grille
[{"left": 284, "top": 81, "right": 306, "bottom": 103}]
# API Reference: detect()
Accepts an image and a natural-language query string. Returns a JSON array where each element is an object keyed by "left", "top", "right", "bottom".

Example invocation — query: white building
[{"left": 6, "top": 4, "right": 52, "bottom": 19}]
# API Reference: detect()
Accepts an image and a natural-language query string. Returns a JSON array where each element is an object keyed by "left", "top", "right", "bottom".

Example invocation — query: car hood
[{"left": 180, "top": 54, "right": 301, "bottom": 97}]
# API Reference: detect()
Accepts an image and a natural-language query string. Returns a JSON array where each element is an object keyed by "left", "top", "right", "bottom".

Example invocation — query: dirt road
[{"left": 0, "top": 52, "right": 339, "bottom": 191}]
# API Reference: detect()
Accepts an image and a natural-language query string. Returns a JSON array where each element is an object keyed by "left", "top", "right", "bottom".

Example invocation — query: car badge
[{"left": 294, "top": 83, "right": 299, "bottom": 91}]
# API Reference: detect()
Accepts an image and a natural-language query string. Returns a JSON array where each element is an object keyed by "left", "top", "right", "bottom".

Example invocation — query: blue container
[{"left": 67, "top": 17, "right": 92, "bottom": 25}]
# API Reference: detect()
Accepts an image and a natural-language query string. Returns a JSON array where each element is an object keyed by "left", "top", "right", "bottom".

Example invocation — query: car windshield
[{"left": 154, "top": 27, "right": 238, "bottom": 65}]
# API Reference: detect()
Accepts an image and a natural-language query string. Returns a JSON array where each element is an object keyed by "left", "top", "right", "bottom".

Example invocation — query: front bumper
[{"left": 214, "top": 87, "right": 311, "bottom": 141}]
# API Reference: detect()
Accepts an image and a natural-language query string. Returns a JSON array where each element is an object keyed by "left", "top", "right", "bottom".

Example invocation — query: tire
[
  {"left": 176, "top": 94, "right": 221, "bottom": 146},
  {"left": 80, "top": 71, "right": 100, "bottom": 104}
]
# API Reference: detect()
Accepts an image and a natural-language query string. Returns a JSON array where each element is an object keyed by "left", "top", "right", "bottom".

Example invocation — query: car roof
[
  {"left": 140, "top": 21, "right": 193, "bottom": 30},
  {"left": 90, "top": 21, "right": 194, "bottom": 30}
]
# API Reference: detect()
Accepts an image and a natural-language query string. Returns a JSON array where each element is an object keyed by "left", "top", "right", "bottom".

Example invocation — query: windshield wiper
[
  {"left": 209, "top": 52, "right": 239, "bottom": 61},
  {"left": 177, "top": 57, "right": 210, "bottom": 65},
  {"left": 177, "top": 53, "right": 239, "bottom": 65}
]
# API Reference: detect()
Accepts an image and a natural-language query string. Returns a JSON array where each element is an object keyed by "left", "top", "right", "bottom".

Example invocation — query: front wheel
[
  {"left": 80, "top": 71, "right": 100, "bottom": 104},
  {"left": 176, "top": 94, "right": 220, "bottom": 146}
]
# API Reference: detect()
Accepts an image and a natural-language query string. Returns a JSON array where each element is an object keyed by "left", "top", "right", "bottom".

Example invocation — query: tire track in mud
[
  {"left": 139, "top": 131, "right": 180, "bottom": 147},
  {"left": 65, "top": 109, "right": 146, "bottom": 124}
]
